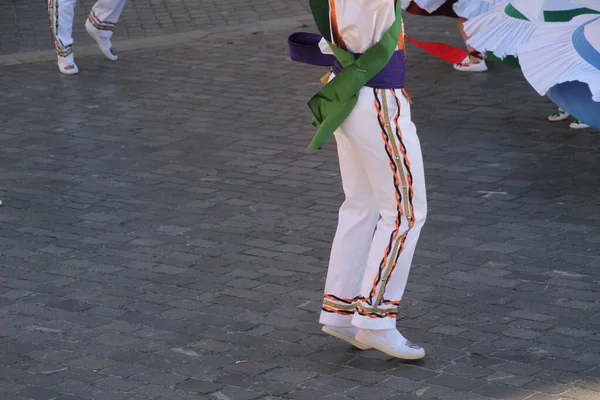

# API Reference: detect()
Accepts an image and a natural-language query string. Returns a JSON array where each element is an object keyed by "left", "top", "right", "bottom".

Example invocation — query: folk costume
[
  {"left": 463, "top": 0, "right": 600, "bottom": 129},
  {"left": 289, "top": 0, "right": 427, "bottom": 359},
  {"left": 48, "top": 0, "right": 126, "bottom": 74},
  {"left": 518, "top": 1, "right": 600, "bottom": 130},
  {"left": 464, "top": 0, "right": 599, "bottom": 67}
]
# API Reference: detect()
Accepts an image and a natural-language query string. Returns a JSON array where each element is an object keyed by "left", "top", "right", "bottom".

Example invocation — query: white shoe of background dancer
[
  {"left": 454, "top": 53, "right": 488, "bottom": 72},
  {"left": 454, "top": 58, "right": 488, "bottom": 72},
  {"left": 548, "top": 108, "right": 570, "bottom": 122},
  {"left": 355, "top": 328, "right": 425, "bottom": 360},
  {"left": 322, "top": 326, "right": 372, "bottom": 350},
  {"left": 570, "top": 119, "right": 590, "bottom": 129},
  {"left": 85, "top": 19, "right": 118, "bottom": 61},
  {"left": 57, "top": 55, "right": 79, "bottom": 75}
]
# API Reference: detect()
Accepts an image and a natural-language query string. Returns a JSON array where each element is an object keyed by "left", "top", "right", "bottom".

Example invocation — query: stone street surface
[{"left": 1, "top": 2, "right": 600, "bottom": 400}]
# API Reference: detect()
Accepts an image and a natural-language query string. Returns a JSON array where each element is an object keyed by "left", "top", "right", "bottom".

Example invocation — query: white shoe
[
  {"left": 453, "top": 52, "right": 488, "bottom": 72},
  {"left": 570, "top": 119, "right": 590, "bottom": 129},
  {"left": 548, "top": 108, "right": 570, "bottom": 122},
  {"left": 57, "top": 55, "right": 79, "bottom": 75},
  {"left": 454, "top": 58, "right": 488, "bottom": 72},
  {"left": 85, "top": 19, "right": 118, "bottom": 61},
  {"left": 355, "top": 328, "right": 425, "bottom": 360},
  {"left": 322, "top": 326, "right": 372, "bottom": 350}
]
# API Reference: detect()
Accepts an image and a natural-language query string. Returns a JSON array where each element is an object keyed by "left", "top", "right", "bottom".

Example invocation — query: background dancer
[
  {"left": 48, "top": 0, "right": 126, "bottom": 74},
  {"left": 465, "top": 0, "right": 599, "bottom": 130},
  {"left": 403, "top": 0, "right": 507, "bottom": 72}
]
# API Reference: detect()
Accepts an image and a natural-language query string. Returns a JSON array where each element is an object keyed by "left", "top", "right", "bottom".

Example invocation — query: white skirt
[
  {"left": 464, "top": 2, "right": 535, "bottom": 57},
  {"left": 518, "top": 15, "right": 600, "bottom": 102}
]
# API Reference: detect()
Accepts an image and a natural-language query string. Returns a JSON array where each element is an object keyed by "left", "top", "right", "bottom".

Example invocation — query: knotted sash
[{"left": 306, "top": 0, "right": 404, "bottom": 150}]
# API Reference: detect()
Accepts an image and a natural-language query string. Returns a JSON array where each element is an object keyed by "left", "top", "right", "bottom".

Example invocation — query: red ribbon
[{"left": 404, "top": 35, "right": 468, "bottom": 64}]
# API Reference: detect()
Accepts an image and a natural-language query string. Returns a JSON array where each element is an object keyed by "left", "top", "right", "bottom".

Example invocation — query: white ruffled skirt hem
[
  {"left": 464, "top": 3, "right": 535, "bottom": 57},
  {"left": 519, "top": 15, "right": 600, "bottom": 102}
]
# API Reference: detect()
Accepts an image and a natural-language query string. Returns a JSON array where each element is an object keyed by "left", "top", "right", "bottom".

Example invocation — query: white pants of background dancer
[
  {"left": 48, "top": 0, "right": 126, "bottom": 73},
  {"left": 319, "top": 85, "right": 427, "bottom": 356}
]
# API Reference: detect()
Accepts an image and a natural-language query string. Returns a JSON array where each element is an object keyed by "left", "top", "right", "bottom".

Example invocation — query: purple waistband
[
  {"left": 288, "top": 32, "right": 406, "bottom": 89},
  {"left": 288, "top": 32, "right": 336, "bottom": 67},
  {"left": 332, "top": 50, "right": 406, "bottom": 89}
]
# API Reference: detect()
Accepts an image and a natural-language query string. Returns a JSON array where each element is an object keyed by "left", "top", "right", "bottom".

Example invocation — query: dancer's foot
[
  {"left": 570, "top": 119, "right": 590, "bottom": 129},
  {"left": 85, "top": 19, "right": 118, "bottom": 61},
  {"left": 454, "top": 52, "right": 488, "bottom": 72},
  {"left": 548, "top": 108, "right": 570, "bottom": 122},
  {"left": 322, "top": 325, "right": 372, "bottom": 350},
  {"left": 355, "top": 328, "right": 425, "bottom": 360},
  {"left": 57, "top": 55, "right": 79, "bottom": 75}
]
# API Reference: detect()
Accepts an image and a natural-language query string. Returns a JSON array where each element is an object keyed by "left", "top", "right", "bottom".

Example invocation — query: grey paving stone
[
  {"left": 426, "top": 373, "right": 485, "bottom": 391},
  {"left": 560, "top": 387, "right": 600, "bottom": 400},
  {"left": 211, "top": 386, "right": 263, "bottom": 400},
  {"left": 17, "top": 386, "right": 65, "bottom": 400},
  {"left": 474, "top": 383, "right": 535, "bottom": 400},
  {"left": 522, "top": 379, "right": 572, "bottom": 394},
  {"left": 176, "top": 379, "right": 224, "bottom": 394},
  {"left": 68, "top": 357, "right": 117, "bottom": 370}
]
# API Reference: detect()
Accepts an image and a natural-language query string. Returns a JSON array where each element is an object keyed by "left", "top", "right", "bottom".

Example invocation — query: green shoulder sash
[{"left": 307, "top": 0, "right": 403, "bottom": 150}]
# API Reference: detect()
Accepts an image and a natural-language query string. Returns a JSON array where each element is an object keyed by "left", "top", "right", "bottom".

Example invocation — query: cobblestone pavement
[
  {"left": 1, "top": 7, "right": 600, "bottom": 400},
  {"left": 0, "top": 0, "right": 310, "bottom": 55}
]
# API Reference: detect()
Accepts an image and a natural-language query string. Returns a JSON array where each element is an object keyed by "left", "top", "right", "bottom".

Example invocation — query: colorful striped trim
[
  {"left": 48, "top": 0, "right": 73, "bottom": 57},
  {"left": 322, "top": 89, "right": 417, "bottom": 320},
  {"left": 322, "top": 294, "right": 400, "bottom": 318},
  {"left": 386, "top": 88, "right": 417, "bottom": 285},
  {"left": 88, "top": 11, "right": 117, "bottom": 31},
  {"left": 368, "top": 88, "right": 417, "bottom": 311},
  {"left": 328, "top": 0, "right": 347, "bottom": 50},
  {"left": 369, "top": 88, "right": 408, "bottom": 308}
]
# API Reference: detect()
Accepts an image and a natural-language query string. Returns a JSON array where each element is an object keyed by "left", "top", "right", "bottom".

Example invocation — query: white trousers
[
  {"left": 319, "top": 87, "right": 427, "bottom": 330},
  {"left": 48, "top": 0, "right": 126, "bottom": 57}
]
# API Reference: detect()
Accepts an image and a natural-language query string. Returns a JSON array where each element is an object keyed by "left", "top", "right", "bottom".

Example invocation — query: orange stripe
[
  {"left": 371, "top": 92, "right": 396, "bottom": 299},
  {"left": 385, "top": 232, "right": 408, "bottom": 290},
  {"left": 383, "top": 90, "right": 417, "bottom": 287},
  {"left": 391, "top": 89, "right": 416, "bottom": 229},
  {"left": 325, "top": 294, "right": 394, "bottom": 304},
  {"left": 329, "top": 0, "right": 347, "bottom": 50},
  {"left": 357, "top": 309, "right": 397, "bottom": 319},
  {"left": 398, "top": 28, "right": 405, "bottom": 50},
  {"left": 394, "top": 0, "right": 405, "bottom": 50},
  {"left": 322, "top": 305, "right": 354, "bottom": 316},
  {"left": 324, "top": 294, "right": 357, "bottom": 304},
  {"left": 402, "top": 88, "right": 412, "bottom": 104},
  {"left": 369, "top": 89, "right": 404, "bottom": 301}
]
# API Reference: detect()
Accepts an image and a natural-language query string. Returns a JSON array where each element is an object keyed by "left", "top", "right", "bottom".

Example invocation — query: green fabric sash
[{"left": 306, "top": 0, "right": 403, "bottom": 150}]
